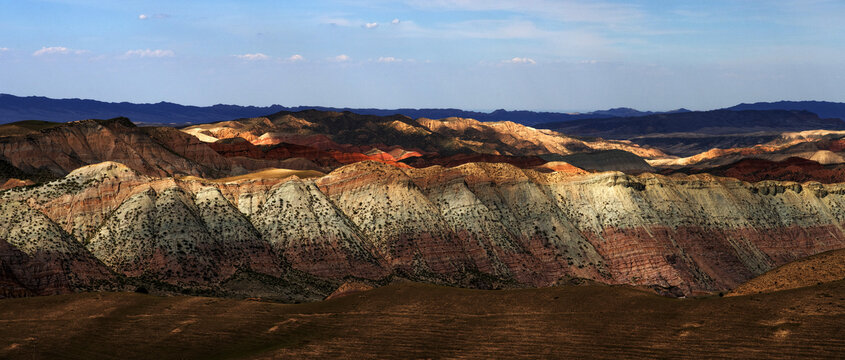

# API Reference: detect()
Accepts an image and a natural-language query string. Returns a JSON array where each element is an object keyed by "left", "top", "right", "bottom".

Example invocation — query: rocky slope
[
  {"left": 649, "top": 130, "right": 845, "bottom": 183},
  {"left": 729, "top": 248, "right": 845, "bottom": 296},
  {"left": 671, "top": 157, "right": 845, "bottom": 184},
  {"left": 415, "top": 117, "right": 665, "bottom": 158},
  {"left": 0, "top": 118, "right": 334, "bottom": 180},
  {"left": 182, "top": 110, "right": 666, "bottom": 161},
  {"left": 5, "top": 160, "right": 845, "bottom": 297},
  {"left": 0, "top": 200, "right": 112, "bottom": 297},
  {"left": 551, "top": 150, "right": 655, "bottom": 173},
  {"left": 85, "top": 185, "right": 282, "bottom": 284},
  {"left": 651, "top": 130, "right": 845, "bottom": 169},
  {"left": 0, "top": 111, "right": 664, "bottom": 185},
  {"left": 0, "top": 118, "right": 231, "bottom": 178}
]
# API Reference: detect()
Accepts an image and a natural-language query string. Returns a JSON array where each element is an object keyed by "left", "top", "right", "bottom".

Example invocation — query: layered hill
[
  {"left": 539, "top": 110, "right": 845, "bottom": 156},
  {"left": 0, "top": 118, "right": 332, "bottom": 180},
  {"left": 669, "top": 158, "right": 845, "bottom": 184},
  {"left": 5, "top": 108, "right": 845, "bottom": 300},
  {"left": 5, "top": 160, "right": 845, "bottom": 297},
  {"left": 0, "top": 200, "right": 112, "bottom": 297},
  {"left": 182, "top": 110, "right": 665, "bottom": 161},
  {"left": 0, "top": 110, "right": 666, "bottom": 185},
  {"left": 0, "top": 118, "right": 230, "bottom": 178},
  {"left": 651, "top": 129, "right": 845, "bottom": 169}
]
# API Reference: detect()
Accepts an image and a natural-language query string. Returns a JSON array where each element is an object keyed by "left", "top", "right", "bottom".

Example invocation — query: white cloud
[
  {"left": 138, "top": 13, "right": 168, "bottom": 20},
  {"left": 364, "top": 22, "right": 379, "bottom": 29},
  {"left": 287, "top": 54, "right": 305, "bottom": 62},
  {"left": 579, "top": 59, "right": 598, "bottom": 64},
  {"left": 124, "top": 49, "right": 174, "bottom": 58},
  {"left": 392, "top": 18, "right": 400, "bottom": 24},
  {"left": 377, "top": 56, "right": 400, "bottom": 63},
  {"left": 0, "top": 47, "right": 8, "bottom": 52},
  {"left": 32, "top": 46, "right": 87, "bottom": 56},
  {"left": 506, "top": 57, "right": 536, "bottom": 64},
  {"left": 235, "top": 53, "right": 269, "bottom": 61},
  {"left": 332, "top": 54, "right": 350, "bottom": 62}
]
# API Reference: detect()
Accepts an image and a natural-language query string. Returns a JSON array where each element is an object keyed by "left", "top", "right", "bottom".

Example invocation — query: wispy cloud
[
  {"left": 377, "top": 56, "right": 400, "bottom": 63},
  {"left": 287, "top": 54, "right": 305, "bottom": 62},
  {"left": 440, "top": 20, "right": 551, "bottom": 39},
  {"left": 506, "top": 57, "right": 536, "bottom": 64},
  {"left": 123, "top": 49, "right": 174, "bottom": 58},
  {"left": 391, "top": 18, "right": 400, "bottom": 24},
  {"left": 33, "top": 46, "right": 87, "bottom": 56},
  {"left": 332, "top": 54, "right": 350, "bottom": 62},
  {"left": 235, "top": 53, "right": 269, "bottom": 61},
  {"left": 406, "top": 0, "right": 642, "bottom": 24},
  {"left": 322, "top": 17, "right": 354, "bottom": 27},
  {"left": 364, "top": 22, "right": 379, "bottom": 29},
  {"left": 138, "top": 13, "right": 169, "bottom": 20},
  {"left": 391, "top": 19, "right": 585, "bottom": 41},
  {"left": 0, "top": 47, "right": 8, "bottom": 52}
]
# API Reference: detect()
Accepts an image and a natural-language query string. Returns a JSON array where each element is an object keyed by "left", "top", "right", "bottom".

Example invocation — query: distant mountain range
[
  {"left": 0, "top": 93, "right": 686, "bottom": 126},
  {"left": 727, "top": 101, "right": 845, "bottom": 121},
  {"left": 538, "top": 109, "right": 845, "bottom": 138}
]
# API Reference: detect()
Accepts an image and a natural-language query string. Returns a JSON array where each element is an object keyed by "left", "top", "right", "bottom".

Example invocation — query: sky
[{"left": 1, "top": 0, "right": 844, "bottom": 112}]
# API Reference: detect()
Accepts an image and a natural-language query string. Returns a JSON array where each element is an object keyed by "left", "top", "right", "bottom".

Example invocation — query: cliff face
[{"left": 4, "top": 161, "right": 845, "bottom": 296}]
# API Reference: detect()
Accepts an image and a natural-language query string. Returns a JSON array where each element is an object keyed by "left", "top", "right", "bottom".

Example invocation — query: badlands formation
[
  {"left": 2, "top": 109, "right": 845, "bottom": 300},
  {"left": 3, "top": 158, "right": 845, "bottom": 298}
]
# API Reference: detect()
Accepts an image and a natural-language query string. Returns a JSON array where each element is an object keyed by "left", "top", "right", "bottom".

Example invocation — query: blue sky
[{"left": 1, "top": 0, "right": 844, "bottom": 111}]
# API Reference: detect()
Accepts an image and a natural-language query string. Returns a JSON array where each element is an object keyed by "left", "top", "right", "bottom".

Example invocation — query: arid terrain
[
  {"left": 2, "top": 101, "right": 845, "bottom": 358},
  {"left": 0, "top": 278, "right": 843, "bottom": 359}
]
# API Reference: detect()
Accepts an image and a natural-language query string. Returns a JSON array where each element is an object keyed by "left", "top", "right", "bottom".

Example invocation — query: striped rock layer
[{"left": 3, "top": 160, "right": 845, "bottom": 296}]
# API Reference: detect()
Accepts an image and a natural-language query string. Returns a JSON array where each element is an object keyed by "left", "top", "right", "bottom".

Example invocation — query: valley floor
[{"left": 0, "top": 281, "right": 843, "bottom": 359}]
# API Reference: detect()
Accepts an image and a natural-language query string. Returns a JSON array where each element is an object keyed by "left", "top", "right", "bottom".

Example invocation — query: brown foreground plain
[{"left": 0, "top": 280, "right": 843, "bottom": 359}]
